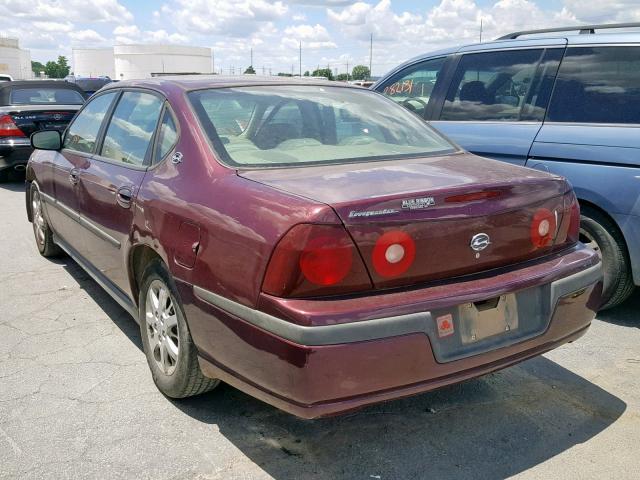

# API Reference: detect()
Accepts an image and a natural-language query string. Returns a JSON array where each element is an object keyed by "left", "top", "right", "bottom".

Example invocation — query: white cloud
[
  {"left": 282, "top": 24, "right": 336, "bottom": 48},
  {"left": 0, "top": 0, "right": 133, "bottom": 23},
  {"left": 161, "top": 0, "right": 288, "bottom": 36},
  {"left": 114, "top": 25, "right": 189, "bottom": 45},
  {"left": 69, "top": 29, "right": 107, "bottom": 44}
]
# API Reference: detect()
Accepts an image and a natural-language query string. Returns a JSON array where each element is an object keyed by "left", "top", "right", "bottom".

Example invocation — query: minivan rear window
[
  {"left": 10, "top": 87, "right": 84, "bottom": 105},
  {"left": 189, "top": 85, "right": 455, "bottom": 168},
  {"left": 547, "top": 47, "right": 640, "bottom": 124}
]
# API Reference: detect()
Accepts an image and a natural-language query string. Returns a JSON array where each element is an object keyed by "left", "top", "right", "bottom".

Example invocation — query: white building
[
  {"left": 72, "top": 48, "right": 115, "bottom": 78},
  {"left": 0, "top": 37, "right": 32, "bottom": 80},
  {"left": 72, "top": 44, "right": 212, "bottom": 81}
]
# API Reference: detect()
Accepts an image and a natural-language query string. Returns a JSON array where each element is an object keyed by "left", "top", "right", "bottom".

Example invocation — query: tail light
[
  {"left": 0, "top": 115, "right": 25, "bottom": 138},
  {"left": 566, "top": 191, "right": 581, "bottom": 244},
  {"left": 262, "top": 224, "right": 372, "bottom": 298},
  {"left": 547, "top": 190, "right": 581, "bottom": 248},
  {"left": 372, "top": 230, "right": 416, "bottom": 277},
  {"left": 531, "top": 208, "right": 556, "bottom": 248}
]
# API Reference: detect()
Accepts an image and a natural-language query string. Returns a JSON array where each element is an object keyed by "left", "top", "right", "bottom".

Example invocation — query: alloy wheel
[
  {"left": 145, "top": 280, "right": 180, "bottom": 375},
  {"left": 32, "top": 189, "right": 46, "bottom": 247}
]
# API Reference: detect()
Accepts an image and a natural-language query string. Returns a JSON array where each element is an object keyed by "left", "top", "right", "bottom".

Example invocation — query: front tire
[
  {"left": 30, "top": 183, "right": 61, "bottom": 258},
  {"left": 139, "top": 261, "right": 219, "bottom": 398},
  {"left": 580, "top": 206, "right": 635, "bottom": 310}
]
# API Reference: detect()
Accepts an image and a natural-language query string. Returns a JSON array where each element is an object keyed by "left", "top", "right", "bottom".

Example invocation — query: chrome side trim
[
  {"left": 53, "top": 234, "right": 137, "bottom": 320},
  {"left": 193, "top": 260, "right": 602, "bottom": 347},
  {"left": 79, "top": 216, "right": 121, "bottom": 248},
  {"left": 40, "top": 193, "right": 120, "bottom": 248}
]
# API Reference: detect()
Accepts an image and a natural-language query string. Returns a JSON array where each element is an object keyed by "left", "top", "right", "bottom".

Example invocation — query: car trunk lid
[{"left": 240, "top": 153, "right": 570, "bottom": 289}]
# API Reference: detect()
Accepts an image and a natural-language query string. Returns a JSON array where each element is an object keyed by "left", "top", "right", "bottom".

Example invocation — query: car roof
[
  {"left": 0, "top": 80, "right": 85, "bottom": 90},
  {"left": 376, "top": 31, "right": 640, "bottom": 85},
  {"left": 101, "top": 75, "right": 364, "bottom": 93},
  {"left": 0, "top": 80, "right": 87, "bottom": 105}
]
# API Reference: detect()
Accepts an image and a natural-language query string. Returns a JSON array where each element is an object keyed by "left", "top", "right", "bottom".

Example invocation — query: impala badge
[{"left": 470, "top": 233, "right": 491, "bottom": 252}]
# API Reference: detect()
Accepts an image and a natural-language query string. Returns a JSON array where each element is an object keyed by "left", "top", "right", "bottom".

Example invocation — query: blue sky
[{"left": 1, "top": 0, "right": 638, "bottom": 76}]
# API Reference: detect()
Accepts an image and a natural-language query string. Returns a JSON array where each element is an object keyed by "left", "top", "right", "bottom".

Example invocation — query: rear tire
[
  {"left": 580, "top": 206, "right": 635, "bottom": 310},
  {"left": 30, "top": 183, "right": 62, "bottom": 258},
  {"left": 139, "top": 260, "right": 219, "bottom": 398}
]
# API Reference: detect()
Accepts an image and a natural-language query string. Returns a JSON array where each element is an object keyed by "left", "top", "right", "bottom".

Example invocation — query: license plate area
[
  {"left": 460, "top": 295, "right": 518, "bottom": 344},
  {"left": 428, "top": 284, "right": 551, "bottom": 363}
]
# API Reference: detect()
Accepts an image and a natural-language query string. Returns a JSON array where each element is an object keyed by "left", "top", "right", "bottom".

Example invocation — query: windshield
[
  {"left": 188, "top": 85, "right": 455, "bottom": 167},
  {"left": 10, "top": 87, "right": 85, "bottom": 105}
]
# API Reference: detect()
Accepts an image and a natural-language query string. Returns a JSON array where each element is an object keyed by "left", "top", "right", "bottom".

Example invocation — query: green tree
[
  {"left": 335, "top": 73, "right": 349, "bottom": 81},
  {"left": 44, "top": 56, "right": 70, "bottom": 79},
  {"left": 31, "top": 60, "right": 45, "bottom": 76},
  {"left": 303, "top": 70, "right": 310, "bottom": 77},
  {"left": 277, "top": 72, "right": 293, "bottom": 77},
  {"left": 351, "top": 65, "right": 370, "bottom": 80},
  {"left": 244, "top": 65, "right": 256, "bottom": 74},
  {"left": 311, "top": 68, "right": 333, "bottom": 80}
]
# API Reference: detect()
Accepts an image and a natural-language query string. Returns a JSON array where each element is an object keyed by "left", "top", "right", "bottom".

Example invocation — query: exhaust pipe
[{"left": 13, "top": 164, "right": 26, "bottom": 172}]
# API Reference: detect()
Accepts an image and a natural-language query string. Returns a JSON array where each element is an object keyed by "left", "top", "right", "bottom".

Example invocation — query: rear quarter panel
[{"left": 134, "top": 86, "right": 338, "bottom": 308}]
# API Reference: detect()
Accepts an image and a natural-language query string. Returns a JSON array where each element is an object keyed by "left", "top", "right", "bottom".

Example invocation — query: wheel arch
[
  {"left": 576, "top": 197, "right": 630, "bottom": 255},
  {"left": 128, "top": 244, "right": 169, "bottom": 307}
]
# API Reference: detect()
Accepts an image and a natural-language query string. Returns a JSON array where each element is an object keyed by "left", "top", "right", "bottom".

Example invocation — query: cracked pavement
[{"left": 0, "top": 180, "right": 639, "bottom": 480}]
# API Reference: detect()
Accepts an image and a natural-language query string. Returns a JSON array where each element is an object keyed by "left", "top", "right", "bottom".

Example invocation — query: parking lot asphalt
[{"left": 0, "top": 178, "right": 638, "bottom": 480}]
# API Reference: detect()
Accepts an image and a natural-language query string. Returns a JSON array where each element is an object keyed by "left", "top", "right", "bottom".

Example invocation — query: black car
[
  {"left": 0, "top": 80, "right": 86, "bottom": 179},
  {"left": 65, "top": 76, "right": 113, "bottom": 96}
]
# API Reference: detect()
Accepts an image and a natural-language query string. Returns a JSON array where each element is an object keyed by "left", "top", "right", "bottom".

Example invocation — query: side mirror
[{"left": 31, "top": 130, "right": 62, "bottom": 151}]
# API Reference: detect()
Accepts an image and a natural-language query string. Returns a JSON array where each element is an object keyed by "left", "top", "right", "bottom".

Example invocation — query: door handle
[
  {"left": 68, "top": 168, "right": 80, "bottom": 185},
  {"left": 116, "top": 186, "right": 133, "bottom": 208}
]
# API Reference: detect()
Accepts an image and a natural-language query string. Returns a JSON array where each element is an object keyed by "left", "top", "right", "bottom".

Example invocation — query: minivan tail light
[
  {"left": 0, "top": 115, "right": 25, "bottom": 137},
  {"left": 262, "top": 224, "right": 372, "bottom": 298}
]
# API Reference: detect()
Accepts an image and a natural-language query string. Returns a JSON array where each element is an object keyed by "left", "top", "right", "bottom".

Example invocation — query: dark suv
[{"left": 374, "top": 23, "right": 640, "bottom": 309}]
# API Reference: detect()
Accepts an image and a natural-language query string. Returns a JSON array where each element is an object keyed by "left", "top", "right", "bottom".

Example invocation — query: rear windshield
[
  {"left": 9, "top": 87, "right": 84, "bottom": 105},
  {"left": 188, "top": 85, "right": 455, "bottom": 167}
]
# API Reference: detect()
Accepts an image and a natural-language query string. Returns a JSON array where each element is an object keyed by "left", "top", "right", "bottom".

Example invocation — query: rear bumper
[
  {"left": 0, "top": 141, "right": 32, "bottom": 170},
  {"left": 181, "top": 244, "right": 602, "bottom": 419}
]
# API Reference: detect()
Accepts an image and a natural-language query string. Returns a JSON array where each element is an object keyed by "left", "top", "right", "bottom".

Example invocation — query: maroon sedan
[{"left": 26, "top": 77, "right": 602, "bottom": 418}]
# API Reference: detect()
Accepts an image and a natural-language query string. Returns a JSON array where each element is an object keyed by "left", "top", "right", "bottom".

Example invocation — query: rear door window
[
  {"left": 100, "top": 91, "right": 163, "bottom": 166},
  {"left": 547, "top": 46, "right": 640, "bottom": 124},
  {"left": 63, "top": 91, "right": 118, "bottom": 153},
  {"left": 153, "top": 108, "right": 178, "bottom": 164},
  {"left": 440, "top": 49, "right": 560, "bottom": 121},
  {"left": 378, "top": 57, "right": 446, "bottom": 119}
]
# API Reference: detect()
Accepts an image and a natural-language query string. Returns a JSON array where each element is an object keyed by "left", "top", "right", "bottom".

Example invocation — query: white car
[{"left": 0, "top": 74, "right": 13, "bottom": 82}]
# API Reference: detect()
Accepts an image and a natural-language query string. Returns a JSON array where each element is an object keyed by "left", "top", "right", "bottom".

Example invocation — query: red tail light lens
[
  {"left": 372, "top": 230, "right": 416, "bottom": 278},
  {"left": 262, "top": 224, "right": 372, "bottom": 298},
  {"left": 0, "top": 115, "right": 25, "bottom": 137},
  {"left": 567, "top": 193, "right": 581, "bottom": 244},
  {"left": 531, "top": 208, "right": 556, "bottom": 248}
]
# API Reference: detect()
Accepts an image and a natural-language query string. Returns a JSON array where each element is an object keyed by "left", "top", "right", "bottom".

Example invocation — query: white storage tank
[
  {"left": 114, "top": 44, "right": 212, "bottom": 80},
  {"left": 0, "top": 37, "right": 32, "bottom": 80},
  {"left": 72, "top": 48, "right": 115, "bottom": 78}
]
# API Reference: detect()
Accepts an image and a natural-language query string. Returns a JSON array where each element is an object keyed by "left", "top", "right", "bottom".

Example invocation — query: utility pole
[
  {"left": 212, "top": 49, "right": 215, "bottom": 74},
  {"left": 299, "top": 41, "right": 302, "bottom": 77},
  {"left": 369, "top": 33, "right": 373, "bottom": 79},
  {"left": 479, "top": 18, "right": 483, "bottom": 43},
  {"left": 346, "top": 60, "right": 349, "bottom": 81},
  {"left": 250, "top": 47, "right": 253, "bottom": 67}
]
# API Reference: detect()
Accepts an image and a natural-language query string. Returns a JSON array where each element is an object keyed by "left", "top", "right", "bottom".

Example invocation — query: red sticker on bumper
[{"left": 436, "top": 314, "right": 454, "bottom": 338}]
